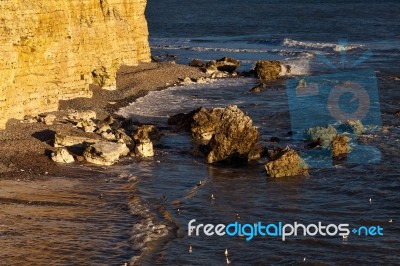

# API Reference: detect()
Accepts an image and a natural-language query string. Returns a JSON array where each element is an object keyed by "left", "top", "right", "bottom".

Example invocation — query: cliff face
[{"left": 0, "top": 0, "right": 150, "bottom": 129}]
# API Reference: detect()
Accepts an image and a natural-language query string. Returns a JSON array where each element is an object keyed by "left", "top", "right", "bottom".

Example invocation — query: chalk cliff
[{"left": 0, "top": 0, "right": 150, "bottom": 129}]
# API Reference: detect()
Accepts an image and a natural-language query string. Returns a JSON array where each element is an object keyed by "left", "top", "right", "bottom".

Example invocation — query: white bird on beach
[
  {"left": 225, "top": 248, "right": 229, "bottom": 257},
  {"left": 303, "top": 257, "right": 306, "bottom": 262},
  {"left": 343, "top": 234, "right": 348, "bottom": 241},
  {"left": 189, "top": 245, "right": 193, "bottom": 253},
  {"left": 389, "top": 219, "right": 393, "bottom": 223},
  {"left": 211, "top": 194, "right": 216, "bottom": 200},
  {"left": 226, "top": 257, "right": 232, "bottom": 264},
  {"left": 369, "top": 198, "right": 372, "bottom": 204}
]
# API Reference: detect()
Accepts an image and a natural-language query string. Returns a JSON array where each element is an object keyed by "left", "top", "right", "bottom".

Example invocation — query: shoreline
[{"left": 0, "top": 62, "right": 206, "bottom": 180}]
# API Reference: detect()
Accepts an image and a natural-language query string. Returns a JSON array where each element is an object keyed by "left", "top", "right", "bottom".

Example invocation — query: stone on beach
[
  {"left": 83, "top": 141, "right": 129, "bottom": 166},
  {"left": 67, "top": 110, "right": 97, "bottom": 121},
  {"left": 54, "top": 133, "right": 99, "bottom": 148},
  {"left": 255, "top": 60, "right": 289, "bottom": 81},
  {"left": 51, "top": 148, "right": 75, "bottom": 164},
  {"left": 38, "top": 114, "right": 56, "bottom": 125},
  {"left": 265, "top": 148, "right": 309, "bottom": 178}
]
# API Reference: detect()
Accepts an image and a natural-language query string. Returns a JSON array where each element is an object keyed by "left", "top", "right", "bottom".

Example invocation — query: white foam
[
  {"left": 283, "top": 38, "right": 364, "bottom": 52},
  {"left": 117, "top": 78, "right": 253, "bottom": 123}
]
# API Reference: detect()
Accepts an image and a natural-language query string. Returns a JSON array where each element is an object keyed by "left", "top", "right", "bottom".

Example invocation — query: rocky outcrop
[
  {"left": 170, "top": 105, "right": 262, "bottom": 164},
  {"left": 255, "top": 60, "right": 290, "bottom": 81},
  {"left": 206, "top": 57, "right": 240, "bottom": 73},
  {"left": 265, "top": 148, "right": 309, "bottom": 178},
  {"left": 132, "top": 125, "right": 160, "bottom": 157},
  {"left": 0, "top": 0, "right": 150, "bottom": 129},
  {"left": 83, "top": 141, "right": 130, "bottom": 166},
  {"left": 332, "top": 135, "right": 351, "bottom": 158}
]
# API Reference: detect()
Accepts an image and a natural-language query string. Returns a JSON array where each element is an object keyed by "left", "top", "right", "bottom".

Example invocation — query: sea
[
  {"left": 2, "top": 1, "right": 400, "bottom": 265},
  {"left": 122, "top": 0, "right": 400, "bottom": 264}
]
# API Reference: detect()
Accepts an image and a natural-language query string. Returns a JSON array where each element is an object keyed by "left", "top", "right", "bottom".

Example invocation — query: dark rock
[
  {"left": 250, "top": 82, "right": 267, "bottom": 93},
  {"left": 265, "top": 148, "right": 309, "bottom": 178},
  {"left": 189, "top": 59, "right": 205, "bottom": 68},
  {"left": 168, "top": 108, "right": 202, "bottom": 132},
  {"left": 206, "top": 57, "right": 240, "bottom": 73},
  {"left": 270, "top": 137, "right": 280, "bottom": 143}
]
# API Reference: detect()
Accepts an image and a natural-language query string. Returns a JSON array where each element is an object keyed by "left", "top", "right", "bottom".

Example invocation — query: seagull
[
  {"left": 189, "top": 246, "right": 193, "bottom": 253},
  {"left": 343, "top": 235, "right": 348, "bottom": 241},
  {"left": 177, "top": 208, "right": 181, "bottom": 215},
  {"left": 389, "top": 219, "right": 393, "bottom": 223},
  {"left": 236, "top": 213, "right": 240, "bottom": 220},
  {"left": 303, "top": 257, "right": 306, "bottom": 262},
  {"left": 211, "top": 194, "right": 216, "bottom": 200},
  {"left": 225, "top": 249, "right": 229, "bottom": 257},
  {"left": 99, "top": 193, "right": 104, "bottom": 199},
  {"left": 197, "top": 180, "right": 202, "bottom": 186},
  {"left": 369, "top": 198, "right": 372, "bottom": 204},
  {"left": 226, "top": 257, "right": 232, "bottom": 264}
]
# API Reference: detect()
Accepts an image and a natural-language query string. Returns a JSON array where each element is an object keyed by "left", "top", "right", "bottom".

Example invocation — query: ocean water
[{"left": 120, "top": 1, "right": 400, "bottom": 265}]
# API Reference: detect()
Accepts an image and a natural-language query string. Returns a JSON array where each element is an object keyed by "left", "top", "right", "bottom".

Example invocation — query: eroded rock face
[
  {"left": 206, "top": 105, "right": 260, "bottom": 164},
  {"left": 255, "top": 60, "right": 288, "bottom": 81},
  {"left": 265, "top": 148, "right": 309, "bottom": 178},
  {"left": 191, "top": 107, "right": 225, "bottom": 141},
  {"left": 83, "top": 141, "right": 129, "bottom": 166},
  {"left": 0, "top": 0, "right": 150, "bottom": 129}
]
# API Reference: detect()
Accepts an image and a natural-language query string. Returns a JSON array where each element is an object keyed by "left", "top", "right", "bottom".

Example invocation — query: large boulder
[
  {"left": 83, "top": 141, "right": 129, "bottom": 166},
  {"left": 265, "top": 148, "right": 309, "bottom": 178},
  {"left": 206, "top": 57, "right": 240, "bottom": 73},
  {"left": 255, "top": 60, "right": 289, "bottom": 81},
  {"left": 206, "top": 105, "right": 260, "bottom": 164}
]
